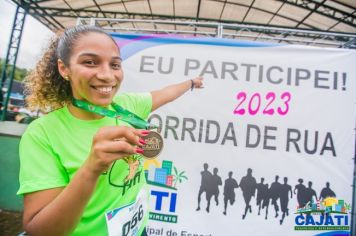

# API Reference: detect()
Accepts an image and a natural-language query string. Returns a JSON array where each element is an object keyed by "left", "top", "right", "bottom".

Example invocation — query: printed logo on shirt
[{"left": 105, "top": 158, "right": 144, "bottom": 196}]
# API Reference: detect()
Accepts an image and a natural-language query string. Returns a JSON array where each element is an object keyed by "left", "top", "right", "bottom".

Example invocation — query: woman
[{"left": 18, "top": 25, "right": 203, "bottom": 236}]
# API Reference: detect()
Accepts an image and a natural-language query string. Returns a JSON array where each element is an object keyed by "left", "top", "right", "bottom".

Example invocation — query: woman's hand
[
  {"left": 84, "top": 126, "right": 148, "bottom": 177},
  {"left": 191, "top": 76, "right": 204, "bottom": 89}
]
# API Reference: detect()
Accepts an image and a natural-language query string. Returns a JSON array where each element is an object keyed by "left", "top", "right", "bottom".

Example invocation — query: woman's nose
[{"left": 96, "top": 64, "right": 114, "bottom": 82}]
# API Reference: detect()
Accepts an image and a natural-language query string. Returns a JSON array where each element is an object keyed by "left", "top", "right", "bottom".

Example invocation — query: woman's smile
[{"left": 90, "top": 85, "right": 117, "bottom": 95}]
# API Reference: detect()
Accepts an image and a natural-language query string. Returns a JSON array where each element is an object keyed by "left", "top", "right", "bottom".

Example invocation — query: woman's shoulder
[
  {"left": 114, "top": 92, "right": 150, "bottom": 100},
  {"left": 113, "top": 92, "right": 152, "bottom": 118},
  {"left": 25, "top": 107, "right": 67, "bottom": 133},
  {"left": 113, "top": 92, "right": 151, "bottom": 106}
]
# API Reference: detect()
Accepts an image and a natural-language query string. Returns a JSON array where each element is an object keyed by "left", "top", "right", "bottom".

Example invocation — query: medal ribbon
[{"left": 72, "top": 99, "right": 156, "bottom": 130}]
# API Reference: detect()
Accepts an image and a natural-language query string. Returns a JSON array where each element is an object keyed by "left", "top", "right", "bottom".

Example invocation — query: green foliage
[
  {"left": 172, "top": 166, "right": 188, "bottom": 188},
  {"left": 0, "top": 58, "right": 29, "bottom": 82}
]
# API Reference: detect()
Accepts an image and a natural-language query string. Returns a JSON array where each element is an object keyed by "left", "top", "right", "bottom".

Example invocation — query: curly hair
[{"left": 24, "top": 25, "right": 116, "bottom": 112}]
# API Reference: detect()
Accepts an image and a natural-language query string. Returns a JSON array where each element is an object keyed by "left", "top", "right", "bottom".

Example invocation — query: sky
[{"left": 0, "top": 0, "right": 54, "bottom": 69}]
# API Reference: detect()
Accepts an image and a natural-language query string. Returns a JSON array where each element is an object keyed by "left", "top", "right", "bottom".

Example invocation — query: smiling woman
[
  {"left": 57, "top": 31, "right": 124, "bottom": 116},
  {"left": 24, "top": 27, "right": 121, "bottom": 112},
  {"left": 18, "top": 25, "right": 204, "bottom": 236}
]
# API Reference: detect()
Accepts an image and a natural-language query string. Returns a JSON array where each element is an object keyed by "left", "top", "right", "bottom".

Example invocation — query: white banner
[{"left": 113, "top": 34, "right": 356, "bottom": 236}]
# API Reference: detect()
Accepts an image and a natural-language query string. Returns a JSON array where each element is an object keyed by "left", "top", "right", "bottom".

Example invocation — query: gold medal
[{"left": 141, "top": 131, "right": 164, "bottom": 159}]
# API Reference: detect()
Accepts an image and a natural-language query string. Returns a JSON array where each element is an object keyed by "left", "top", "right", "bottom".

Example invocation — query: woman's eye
[
  {"left": 111, "top": 63, "right": 121, "bottom": 70},
  {"left": 83, "top": 60, "right": 96, "bottom": 66}
]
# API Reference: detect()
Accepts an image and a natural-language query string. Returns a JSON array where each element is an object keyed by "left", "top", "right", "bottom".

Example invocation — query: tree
[
  {"left": 172, "top": 166, "right": 188, "bottom": 188},
  {"left": 0, "top": 58, "right": 29, "bottom": 82}
]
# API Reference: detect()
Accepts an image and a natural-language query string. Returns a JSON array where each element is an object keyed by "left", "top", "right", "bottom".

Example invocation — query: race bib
[{"left": 105, "top": 189, "right": 148, "bottom": 236}]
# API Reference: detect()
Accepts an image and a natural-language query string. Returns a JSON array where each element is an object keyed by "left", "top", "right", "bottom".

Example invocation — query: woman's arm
[
  {"left": 23, "top": 166, "right": 98, "bottom": 235},
  {"left": 23, "top": 126, "right": 146, "bottom": 236},
  {"left": 150, "top": 76, "right": 203, "bottom": 111}
]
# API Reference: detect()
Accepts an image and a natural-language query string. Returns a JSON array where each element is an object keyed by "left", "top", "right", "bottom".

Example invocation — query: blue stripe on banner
[
  {"left": 314, "top": 231, "right": 350, "bottom": 236},
  {"left": 110, "top": 33, "right": 280, "bottom": 60}
]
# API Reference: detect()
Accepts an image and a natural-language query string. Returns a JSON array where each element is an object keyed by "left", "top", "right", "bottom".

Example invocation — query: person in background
[
  {"left": 319, "top": 182, "right": 336, "bottom": 200},
  {"left": 196, "top": 163, "right": 213, "bottom": 212},
  {"left": 223, "top": 171, "right": 238, "bottom": 215},
  {"left": 18, "top": 25, "right": 203, "bottom": 236},
  {"left": 240, "top": 168, "right": 257, "bottom": 219}
]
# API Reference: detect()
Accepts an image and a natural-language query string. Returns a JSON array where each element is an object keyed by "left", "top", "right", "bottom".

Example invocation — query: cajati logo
[{"left": 294, "top": 197, "right": 351, "bottom": 231}]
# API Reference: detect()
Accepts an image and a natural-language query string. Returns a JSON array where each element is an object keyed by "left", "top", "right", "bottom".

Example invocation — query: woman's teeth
[{"left": 95, "top": 86, "right": 113, "bottom": 94}]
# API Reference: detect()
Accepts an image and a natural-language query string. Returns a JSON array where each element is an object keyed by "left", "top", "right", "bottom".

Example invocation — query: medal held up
[
  {"left": 111, "top": 101, "right": 164, "bottom": 160},
  {"left": 72, "top": 98, "right": 164, "bottom": 160},
  {"left": 140, "top": 130, "right": 164, "bottom": 159}
]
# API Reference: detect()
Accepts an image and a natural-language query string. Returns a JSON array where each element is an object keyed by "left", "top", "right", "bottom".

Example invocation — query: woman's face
[{"left": 64, "top": 32, "right": 123, "bottom": 107}]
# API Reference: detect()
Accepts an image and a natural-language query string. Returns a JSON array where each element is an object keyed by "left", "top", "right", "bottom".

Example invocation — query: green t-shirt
[{"left": 18, "top": 93, "right": 152, "bottom": 236}]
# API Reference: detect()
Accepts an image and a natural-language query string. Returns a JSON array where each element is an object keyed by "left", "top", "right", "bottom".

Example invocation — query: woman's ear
[{"left": 57, "top": 59, "right": 70, "bottom": 80}]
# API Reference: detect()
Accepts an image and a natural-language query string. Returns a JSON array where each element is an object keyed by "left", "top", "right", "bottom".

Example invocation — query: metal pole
[
  {"left": 0, "top": 6, "right": 26, "bottom": 121},
  {"left": 351, "top": 133, "right": 356, "bottom": 235},
  {"left": 80, "top": 18, "right": 356, "bottom": 48},
  {"left": 217, "top": 24, "right": 223, "bottom": 38}
]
